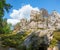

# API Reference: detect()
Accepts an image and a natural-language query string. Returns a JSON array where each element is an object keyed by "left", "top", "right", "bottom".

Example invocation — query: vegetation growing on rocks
[{"left": 0, "top": 0, "right": 60, "bottom": 50}]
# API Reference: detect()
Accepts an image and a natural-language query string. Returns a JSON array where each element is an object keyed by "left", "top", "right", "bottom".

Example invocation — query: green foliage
[
  {"left": 0, "top": 0, "right": 12, "bottom": 49},
  {"left": 1, "top": 30, "right": 29, "bottom": 48},
  {"left": 3, "top": 24, "right": 12, "bottom": 34},
  {"left": 0, "top": 0, "right": 12, "bottom": 16},
  {"left": 49, "top": 30, "right": 60, "bottom": 47},
  {"left": 2, "top": 18, "right": 12, "bottom": 34},
  {"left": 17, "top": 45, "right": 26, "bottom": 50},
  {"left": 0, "top": 30, "right": 46, "bottom": 50},
  {"left": 53, "top": 31, "right": 60, "bottom": 41},
  {"left": 0, "top": 0, "right": 12, "bottom": 34},
  {"left": 49, "top": 38, "right": 57, "bottom": 47}
]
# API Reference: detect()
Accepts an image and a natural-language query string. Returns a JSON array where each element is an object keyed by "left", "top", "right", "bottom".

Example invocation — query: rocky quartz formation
[{"left": 14, "top": 8, "right": 60, "bottom": 48}]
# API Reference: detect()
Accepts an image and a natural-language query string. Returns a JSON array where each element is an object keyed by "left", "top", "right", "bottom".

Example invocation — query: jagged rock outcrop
[{"left": 14, "top": 8, "right": 60, "bottom": 48}]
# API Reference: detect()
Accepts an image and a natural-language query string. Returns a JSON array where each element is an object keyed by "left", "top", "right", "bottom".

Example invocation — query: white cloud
[
  {"left": 7, "top": 19, "right": 20, "bottom": 26},
  {"left": 7, "top": 5, "right": 39, "bottom": 25}
]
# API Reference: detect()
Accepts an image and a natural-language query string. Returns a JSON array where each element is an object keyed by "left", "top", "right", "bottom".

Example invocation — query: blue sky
[
  {"left": 5, "top": 0, "right": 60, "bottom": 18},
  {"left": 5, "top": 0, "right": 60, "bottom": 25}
]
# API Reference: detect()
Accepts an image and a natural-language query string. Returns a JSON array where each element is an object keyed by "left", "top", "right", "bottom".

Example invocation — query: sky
[{"left": 5, "top": 0, "right": 60, "bottom": 25}]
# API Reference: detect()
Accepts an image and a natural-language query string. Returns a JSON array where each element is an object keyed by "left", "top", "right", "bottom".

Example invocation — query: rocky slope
[{"left": 13, "top": 8, "right": 60, "bottom": 47}]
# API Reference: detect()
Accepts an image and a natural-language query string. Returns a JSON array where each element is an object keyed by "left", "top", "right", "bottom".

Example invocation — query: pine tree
[{"left": 0, "top": 0, "right": 12, "bottom": 34}]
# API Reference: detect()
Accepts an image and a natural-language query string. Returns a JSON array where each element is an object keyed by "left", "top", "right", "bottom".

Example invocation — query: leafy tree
[
  {"left": 0, "top": 0, "right": 12, "bottom": 34},
  {"left": 3, "top": 18, "right": 12, "bottom": 34},
  {"left": 0, "top": 0, "right": 13, "bottom": 49}
]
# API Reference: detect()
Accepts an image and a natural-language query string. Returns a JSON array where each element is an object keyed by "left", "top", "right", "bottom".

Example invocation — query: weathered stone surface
[{"left": 13, "top": 9, "right": 60, "bottom": 50}]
